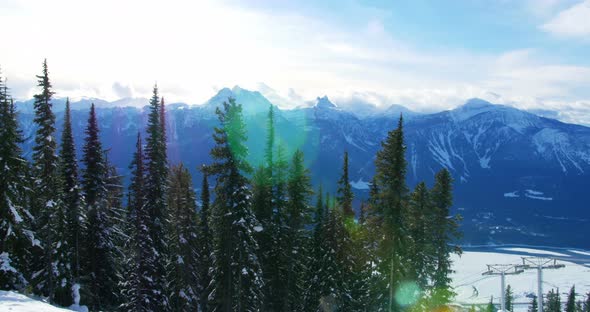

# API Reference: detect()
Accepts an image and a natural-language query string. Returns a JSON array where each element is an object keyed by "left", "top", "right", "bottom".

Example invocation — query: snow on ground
[
  {"left": 451, "top": 250, "right": 590, "bottom": 311},
  {"left": 499, "top": 247, "right": 569, "bottom": 257},
  {"left": 0, "top": 290, "right": 75, "bottom": 311},
  {"left": 569, "top": 250, "right": 590, "bottom": 256}
]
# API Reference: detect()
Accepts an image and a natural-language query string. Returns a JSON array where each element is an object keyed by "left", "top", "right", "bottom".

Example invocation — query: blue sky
[{"left": 1, "top": 0, "right": 589, "bottom": 124}]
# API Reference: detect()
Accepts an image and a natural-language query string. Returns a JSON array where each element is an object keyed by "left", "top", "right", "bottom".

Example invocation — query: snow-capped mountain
[{"left": 14, "top": 88, "right": 590, "bottom": 248}]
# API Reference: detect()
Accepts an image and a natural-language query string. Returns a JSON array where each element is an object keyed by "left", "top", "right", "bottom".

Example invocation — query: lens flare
[{"left": 395, "top": 280, "right": 421, "bottom": 307}]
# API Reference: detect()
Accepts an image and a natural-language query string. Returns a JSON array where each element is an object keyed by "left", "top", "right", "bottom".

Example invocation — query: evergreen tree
[
  {"left": 314, "top": 203, "right": 354, "bottom": 311},
  {"left": 584, "top": 293, "right": 590, "bottom": 312},
  {"left": 167, "top": 164, "right": 200, "bottom": 311},
  {"left": 407, "top": 182, "right": 433, "bottom": 289},
  {"left": 303, "top": 185, "right": 324, "bottom": 312},
  {"left": 337, "top": 151, "right": 354, "bottom": 220},
  {"left": 0, "top": 72, "right": 37, "bottom": 291},
  {"left": 546, "top": 289, "right": 561, "bottom": 312},
  {"left": 506, "top": 285, "right": 514, "bottom": 312},
  {"left": 29, "top": 59, "right": 69, "bottom": 304},
  {"left": 251, "top": 105, "right": 275, "bottom": 310},
  {"left": 59, "top": 98, "right": 84, "bottom": 284},
  {"left": 120, "top": 133, "right": 160, "bottom": 311},
  {"left": 566, "top": 286, "right": 577, "bottom": 312},
  {"left": 266, "top": 143, "right": 290, "bottom": 311},
  {"left": 430, "top": 168, "right": 461, "bottom": 304},
  {"left": 197, "top": 171, "right": 213, "bottom": 312},
  {"left": 283, "top": 150, "right": 313, "bottom": 311},
  {"left": 81, "top": 104, "right": 119, "bottom": 310},
  {"left": 530, "top": 295, "right": 539, "bottom": 312},
  {"left": 373, "top": 114, "right": 409, "bottom": 312},
  {"left": 207, "top": 98, "right": 264, "bottom": 311},
  {"left": 144, "top": 85, "right": 169, "bottom": 309},
  {"left": 487, "top": 297, "right": 497, "bottom": 312}
]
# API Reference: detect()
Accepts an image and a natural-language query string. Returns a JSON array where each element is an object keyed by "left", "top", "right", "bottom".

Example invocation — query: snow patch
[
  {"left": 350, "top": 178, "right": 370, "bottom": 190},
  {"left": 503, "top": 191, "right": 519, "bottom": 198},
  {"left": 0, "top": 290, "right": 80, "bottom": 311},
  {"left": 499, "top": 247, "right": 569, "bottom": 257}
]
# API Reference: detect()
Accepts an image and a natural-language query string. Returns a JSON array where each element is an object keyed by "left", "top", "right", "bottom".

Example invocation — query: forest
[{"left": 0, "top": 60, "right": 461, "bottom": 311}]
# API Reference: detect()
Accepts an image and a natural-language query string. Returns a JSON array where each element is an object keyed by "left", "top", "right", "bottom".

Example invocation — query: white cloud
[
  {"left": 1, "top": 0, "right": 589, "bottom": 125},
  {"left": 541, "top": 0, "right": 590, "bottom": 37}
]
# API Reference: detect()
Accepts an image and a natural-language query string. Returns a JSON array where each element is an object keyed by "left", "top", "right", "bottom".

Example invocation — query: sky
[{"left": 1, "top": 0, "right": 590, "bottom": 124}]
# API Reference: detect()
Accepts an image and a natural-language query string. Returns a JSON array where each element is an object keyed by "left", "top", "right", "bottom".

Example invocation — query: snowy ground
[
  {"left": 0, "top": 290, "right": 87, "bottom": 312},
  {"left": 452, "top": 246, "right": 590, "bottom": 311}
]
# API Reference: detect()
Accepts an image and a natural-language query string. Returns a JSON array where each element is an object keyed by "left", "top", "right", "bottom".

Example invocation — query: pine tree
[
  {"left": 283, "top": 149, "right": 313, "bottom": 311},
  {"left": 207, "top": 98, "right": 264, "bottom": 311},
  {"left": 0, "top": 72, "right": 37, "bottom": 291},
  {"left": 506, "top": 285, "right": 514, "bottom": 312},
  {"left": 29, "top": 59, "right": 69, "bottom": 304},
  {"left": 197, "top": 171, "right": 213, "bottom": 312},
  {"left": 373, "top": 114, "right": 409, "bottom": 312},
  {"left": 120, "top": 133, "right": 160, "bottom": 311},
  {"left": 337, "top": 151, "right": 354, "bottom": 220},
  {"left": 430, "top": 168, "right": 461, "bottom": 304},
  {"left": 487, "top": 296, "right": 497, "bottom": 312},
  {"left": 530, "top": 295, "right": 539, "bottom": 312},
  {"left": 303, "top": 185, "right": 324, "bottom": 312},
  {"left": 407, "top": 182, "right": 433, "bottom": 289},
  {"left": 584, "top": 293, "right": 590, "bottom": 312},
  {"left": 313, "top": 202, "right": 354, "bottom": 311},
  {"left": 266, "top": 143, "right": 290, "bottom": 311},
  {"left": 566, "top": 286, "right": 577, "bottom": 312},
  {"left": 167, "top": 164, "right": 200, "bottom": 311},
  {"left": 80, "top": 103, "right": 119, "bottom": 310},
  {"left": 59, "top": 98, "right": 84, "bottom": 284},
  {"left": 546, "top": 289, "right": 561, "bottom": 312},
  {"left": 252, "top": 105, "right": 275, "bottom": 310},
  {"left": 144, "top": 85, "right": 169, "bottom": 309}
]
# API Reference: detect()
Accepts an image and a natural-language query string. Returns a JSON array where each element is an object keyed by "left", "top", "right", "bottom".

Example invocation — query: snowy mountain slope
[
  {"left": 0, "top": 290, "right": 86, "bottom": 312},
  {"left": 452, "top": 246, "right": 590, "bottom": 311},
  {"left": 14, "top": 90, "right": 590, "bottom": 248}
]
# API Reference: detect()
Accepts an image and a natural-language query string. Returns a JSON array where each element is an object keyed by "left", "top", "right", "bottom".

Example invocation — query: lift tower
[
  {"left": 519, "top": 257, "right": 565, "bottom": 312},
  {"left": 482, "top": 264, "right": 524, "bottom": 311}
]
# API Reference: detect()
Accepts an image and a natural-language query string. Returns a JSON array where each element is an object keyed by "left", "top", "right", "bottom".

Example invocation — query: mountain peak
[
  {"left": 315, "top": 95, "right": 337, "bottom": 109},
  {"left": 462, "top": 98, "right": 494, "bottom": 109}
]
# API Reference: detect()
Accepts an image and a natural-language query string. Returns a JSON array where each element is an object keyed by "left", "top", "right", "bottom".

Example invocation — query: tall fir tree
[
  {"left": 29, "top": 59, "right": 70, "bottom": 304},
  {"left": 336, "top": 151, "right": 354, "bottom": 220},
  {"left": 283, "top": 149, "right": 313, "bottom": 311},
  {"left": 197, "top": 170, "right": 213, "bottom": 312},
  {"left": 252, "top": 104, "right": 275, "bottom": 310},
  {"left": 407, "top": 182, "right": 434, "bottom": 290},
  {"left": 566, "top": 286, "right": 577, "bottom": 312},
  {"left": 373, "top": 114, "right": 409, "bottom": 312},
  {"left": 303, "top": 185, "right": 324, "bottom": 312},
  {"left": 59, "top": 98, "right": 84, "bottom": 284},
  {"left": 530, "top": 295, "right": 539, "bottom": 312},
  {"left": 81, "top": 104, "right": 119, "bottom": 310},
  {"left": 167, "top": 164, "right": 200, "bottom": 311},
  {"left": 144, "top": 85, "right": 169, "bottom": 309},
  {"left": 313, "top": 201, "right": 354, "bottom": 311},
  {"left": 207, "top": 98, "right": 264, "bottom": 311},
  {"left": 430, "top": 168, "right": 461, "bottom": 304},
  {"left": 120, "top": 133, "right": 160, "bottom": 311},
  {"left": 546, "top": 289, "right": 561, "bottom": 312},
  {"left": 506, "top": 285, "right": 514, "bottom": 312},
  {"left": 0, "top": 72, "right": 37, "bottom": 291}
]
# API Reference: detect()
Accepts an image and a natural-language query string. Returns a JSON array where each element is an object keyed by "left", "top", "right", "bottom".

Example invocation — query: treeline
[
  {"left": 0, "top": 60, "right": 461, "bottom": 311},
  {"left": 481, "top": 284, "right": 590, "bottom": 312}
]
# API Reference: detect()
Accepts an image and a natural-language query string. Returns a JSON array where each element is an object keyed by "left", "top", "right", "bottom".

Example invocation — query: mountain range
[{"left": 15, "top": 86, "right": 590, "bottom": 248}]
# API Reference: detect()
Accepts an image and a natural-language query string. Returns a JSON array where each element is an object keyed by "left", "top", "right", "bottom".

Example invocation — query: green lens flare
[{"left": 395, "top": 281, "right": 421, "bottom": 307}]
